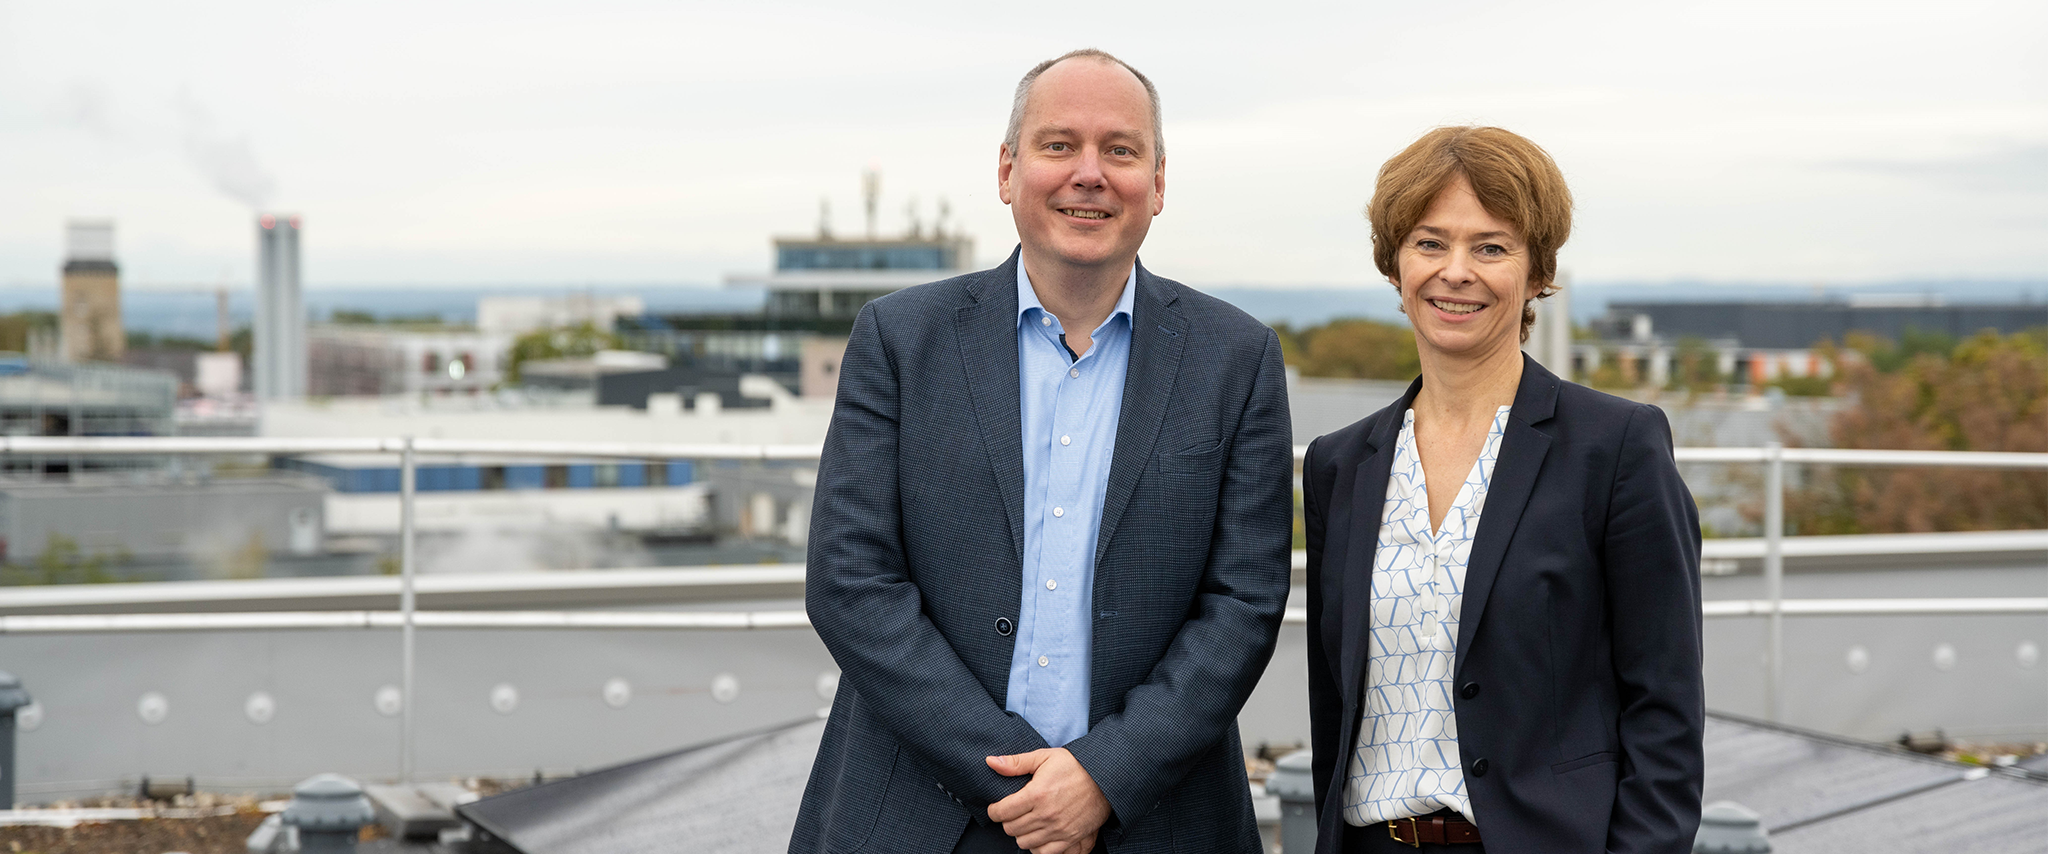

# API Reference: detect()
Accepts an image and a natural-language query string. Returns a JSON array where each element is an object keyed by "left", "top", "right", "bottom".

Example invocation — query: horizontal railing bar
[
  {"left": 0, "top": 436, "right": 827, "bottom": 461},
  {"left": 0, "top": 610, "right": 816, "bottom": 633},
  {"left": 6, "top": 599, "right": 2041, "bottom": 633},
  {"left": 4, "top": 528, "right": 2038, "bottom": 615},
  {"left": 1701, "top": 598, "right": 2048, "bottom": 617},
  {"left": 0, "top": 565, "right": 808, "bottom": 613},
  {"left": 0, "top": 436, "right": 2040, "bottom": 469},
  {"left": 1286, "top": 530, "right": 2046, "bottom": 572}
]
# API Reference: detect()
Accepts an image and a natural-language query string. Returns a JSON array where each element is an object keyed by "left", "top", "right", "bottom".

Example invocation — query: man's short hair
[
  {"left": 1004, "top": 48, "right": 1165, "bottom": 165},
  {"left": 1367, "top": 126, "right": 1574, "bottom": 342}
]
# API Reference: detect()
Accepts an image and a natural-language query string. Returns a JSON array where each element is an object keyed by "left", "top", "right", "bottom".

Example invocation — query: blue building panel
[
  {"left": 275, "top": 457, "right": 694, "bottom": 493},
  {"left": 504, "top": 466, "right": 546, "bottom": 490}
]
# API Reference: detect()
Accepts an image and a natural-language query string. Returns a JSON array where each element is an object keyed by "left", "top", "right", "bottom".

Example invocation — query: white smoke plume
[{"left": 176, "top": 91, "right": 278, "bottom": 209}]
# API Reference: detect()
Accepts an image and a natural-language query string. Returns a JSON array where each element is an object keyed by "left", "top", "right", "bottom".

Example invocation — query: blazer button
[
  {"left": 1459, "top": 682, "right": 1481, "bottom": 699},
  {"left": 1470, "top": 758, "right": 1489, "bottom": 778},
  {"left": 995, "top": 618, "right": 1013, "bottom": 636}
]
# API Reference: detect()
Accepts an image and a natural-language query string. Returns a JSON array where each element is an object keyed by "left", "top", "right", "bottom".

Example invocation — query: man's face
[{"left": 999, "top": 59, "right": 1165, "bottom": 276}]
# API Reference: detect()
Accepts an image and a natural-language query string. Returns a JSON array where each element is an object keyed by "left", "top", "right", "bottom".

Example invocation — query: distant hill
[{"left": 0, "top": 279, "right": 2038, "bottom": 338}]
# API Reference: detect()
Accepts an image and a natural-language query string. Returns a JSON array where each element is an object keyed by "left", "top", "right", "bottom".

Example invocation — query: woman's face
[{"left": 1393, "top": 172, "right": 1539, "bottom": 364}]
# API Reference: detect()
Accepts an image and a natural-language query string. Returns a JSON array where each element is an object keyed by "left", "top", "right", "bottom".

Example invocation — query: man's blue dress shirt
[{"left": 1004, "top": 261, "right": 1136, "bottom": 748}]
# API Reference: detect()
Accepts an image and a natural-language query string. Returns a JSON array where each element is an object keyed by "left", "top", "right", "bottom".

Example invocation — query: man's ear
[
  {"left": 998, "top": 144, "right": 1016, "bottom": 206},
  {"left": 1150, "top": 157, "right": 1166, "bottom": 216}
]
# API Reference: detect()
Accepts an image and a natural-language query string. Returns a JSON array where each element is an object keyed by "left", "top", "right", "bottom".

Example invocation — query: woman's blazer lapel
[
  {"left": 1453, "top": 356, "right": 1559, "bottom": 678},
  {"left": 1336, "top": 356, "right": 1564, "bottom": 698},
  {"left": 1337, "top": 378, "right": 1420, "bottom": 706}
]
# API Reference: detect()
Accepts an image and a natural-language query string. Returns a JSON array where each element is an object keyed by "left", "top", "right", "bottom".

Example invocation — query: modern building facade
[
  {"left": 1576, "top": 297, "right": 2048, "bottom": 387},
  {"left": 1600, "top": 298, "right": 2048, "bottom": 350},
  {"left": 305, "top": 326, "right": 510, "bottom": 398},
  {"left": 254, "top": 213, "right": 306, "bottom": 401},
  {"left": 58, "top": 220, "right": 123, "bottom": 364}
]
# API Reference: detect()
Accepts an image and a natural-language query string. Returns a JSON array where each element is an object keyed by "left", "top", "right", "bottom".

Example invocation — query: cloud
[
  {"left": 176, "top": 90, "right": 279, "bottom": 209},
  {"left": 51, "top": 79, "right": 119, "bottom": 140},
  {"left": 1836, "top": 144, "right": 2048, "bottom": 196}
]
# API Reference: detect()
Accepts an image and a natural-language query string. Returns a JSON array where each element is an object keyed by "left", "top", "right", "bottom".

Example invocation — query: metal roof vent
[{"left": 1695, "top": 800, "right": 1770, "bottom": 853}]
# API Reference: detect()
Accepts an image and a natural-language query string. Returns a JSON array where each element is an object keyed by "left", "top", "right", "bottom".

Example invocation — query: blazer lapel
[
  {"left": 957, "top": 251, "right": 1027, "bottom": 562},
  {"left": 1453, "top": 355, "right": 1559, "bottom": 677},
  {"left": 1093, "top": 262, "right": 1186, "bottom": 570},
  {"left": 1339, "top": 377, "right": 1422, "bottom": 705}
]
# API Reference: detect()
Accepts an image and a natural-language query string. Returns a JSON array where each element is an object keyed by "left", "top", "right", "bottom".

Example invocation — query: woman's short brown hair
[{"left": 1367, "top": 126, "right": 1573, "bottom": 342}]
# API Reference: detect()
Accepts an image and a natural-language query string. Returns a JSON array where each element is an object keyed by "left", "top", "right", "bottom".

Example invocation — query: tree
[
  {"left": 1284, "top": 318, "right": 1421, "bottom": 380},
  {"left": 505, "top": 322, "right": 620, "bottom": 383},
  {"left": 1786, "top": 329, "right": 2047, "bottom": 534}
]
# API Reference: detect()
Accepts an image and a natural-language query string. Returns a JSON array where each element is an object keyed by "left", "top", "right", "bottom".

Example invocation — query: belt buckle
[{"left": 1387, "top": 818, "right": 1422, "bottom": 848}]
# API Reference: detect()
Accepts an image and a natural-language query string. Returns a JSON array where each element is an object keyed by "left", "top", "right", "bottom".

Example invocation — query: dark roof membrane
[
  {"left": 457, "top": 710, "right": 2046, "bottom": 853},
  {"left": 457, "top": 715, "right": 824, "bottom": 854}
]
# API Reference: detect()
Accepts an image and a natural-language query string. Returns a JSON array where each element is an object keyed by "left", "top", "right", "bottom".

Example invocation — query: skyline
[{"left": 1, "top": 0, "right": 2044, "bottom": 289}]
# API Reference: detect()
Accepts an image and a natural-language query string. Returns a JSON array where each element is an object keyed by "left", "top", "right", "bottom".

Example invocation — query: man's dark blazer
[
  {"left": 793, "top": 250, "right": 1294, "bottom": 854},
  {"left": 1302, "top": 356, "right": 1705, "bottom": 854}
]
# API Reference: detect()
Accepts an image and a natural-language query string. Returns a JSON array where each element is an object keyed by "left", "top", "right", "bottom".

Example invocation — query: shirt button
[
  {"left": 1041, "top": 316, "right": 1051, "bottom": 326},
  {"left": 1053, "top": 506, "right": 1064, "bottom": 518},
  {"left": 1046, "top": 578, "right": 1057, "bottom": 590},
  {"left": 1060, "top": 435, "right": 1071, "bottom": 446},
  {"left": 1038, "top": 656, "right": 1049, "bottom": 667},
  {"left": 1069, "top": 368, "right": 1079, "bottom": 378}
]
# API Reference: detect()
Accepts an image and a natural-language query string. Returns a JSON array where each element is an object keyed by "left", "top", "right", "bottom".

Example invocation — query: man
[{"left": 791, "top": 49, "right": 1293, "bottom": 854}]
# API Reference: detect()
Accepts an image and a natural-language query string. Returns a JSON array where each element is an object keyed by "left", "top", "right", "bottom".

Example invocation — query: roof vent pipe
[
  {"left": 1694, "top": 801, "right": 1771, "bottom": 853},
  {"left": 0, "top": 671, "right": 31, "bottom": 808}
]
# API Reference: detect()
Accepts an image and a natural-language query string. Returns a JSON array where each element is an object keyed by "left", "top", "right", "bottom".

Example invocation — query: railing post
[
  {"left": 1764, "top": 441, "right": 1784, "bottom": 723},
  {"left": 400, "top": 436, "right": 417, "bottom": 784}
]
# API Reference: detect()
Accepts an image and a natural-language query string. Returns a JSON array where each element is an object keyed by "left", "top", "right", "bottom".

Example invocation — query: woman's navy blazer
[{"left": 1302, "top": 356, "right": 1705, "bottom": 854}]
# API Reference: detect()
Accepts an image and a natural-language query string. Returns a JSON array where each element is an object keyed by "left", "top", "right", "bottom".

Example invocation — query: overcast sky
[{"left": 1, "top": 0, "right": 2042, "bottom": 291}]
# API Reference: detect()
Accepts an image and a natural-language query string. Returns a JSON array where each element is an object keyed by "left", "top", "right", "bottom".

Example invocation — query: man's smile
[{"left": 1059, "top": 208, "right": 1111, "bottom": 219}]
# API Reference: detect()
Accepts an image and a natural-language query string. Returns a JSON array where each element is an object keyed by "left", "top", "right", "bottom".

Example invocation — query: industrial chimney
[{"left": 254, "top": 213, "right": 305, "bottom": 401}]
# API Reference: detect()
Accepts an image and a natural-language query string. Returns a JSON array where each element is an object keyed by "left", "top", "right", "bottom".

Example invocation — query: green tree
[
  {"left": 1286, "top": 318, "right": 1421, "bottom": 380},
  {"left": 0, "top": 311, "right": 58, "bottom": 353},
  {"left": 505, "top": 322, "right": 621, "bottom": 383},
  {"left": 1, "top": 534, "right": 117, "bottom": 586},
  {"left": 1667, "top": 336, "right": 1726, "bottom": 393}
]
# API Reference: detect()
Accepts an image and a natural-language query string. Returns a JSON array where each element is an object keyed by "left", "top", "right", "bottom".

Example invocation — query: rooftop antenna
[
  {"left": 936, "top": 197, "right": 951, "bottom": 237},
  {"left": 906, "top": 196, "right": 921, "bottom": 239},
  {"left": 818, "top": 197, "right": 832, "bottom": 239},
  {"left": 862, "top": 168, "right": 880, "bottom": 240}
]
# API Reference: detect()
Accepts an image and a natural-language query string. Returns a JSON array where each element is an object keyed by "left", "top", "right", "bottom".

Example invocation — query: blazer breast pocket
[{"left": 1159, "top": 443, "right": 1225, "bottom": 540}]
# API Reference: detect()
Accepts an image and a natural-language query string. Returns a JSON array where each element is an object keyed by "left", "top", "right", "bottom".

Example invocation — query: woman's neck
[{"left": 1414, "top": 340, "right": 1525, "bottom": 424}]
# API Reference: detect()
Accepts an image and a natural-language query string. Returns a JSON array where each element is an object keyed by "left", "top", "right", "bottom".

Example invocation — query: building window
[
  {"left": 544, "top": 465, "right": 569, "bottom": 489},
  {"left": 594, "top": 464, "right": 620, "bottom": 488},
  {"left": 481, "top": 466, "right": 506, "bottom": 490}
]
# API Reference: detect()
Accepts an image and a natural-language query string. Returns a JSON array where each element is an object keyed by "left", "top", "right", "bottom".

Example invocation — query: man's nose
[{"left": 1071, "top": 149, "right": 1106, "bottom": 189}]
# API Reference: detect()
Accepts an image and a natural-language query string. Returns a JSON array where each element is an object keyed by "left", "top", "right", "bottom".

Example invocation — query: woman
[{"left": 1302, "top": 127, "right": 1704, "bottom": 854}]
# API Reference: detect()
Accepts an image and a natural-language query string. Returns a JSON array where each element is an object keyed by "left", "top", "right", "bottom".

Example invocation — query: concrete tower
[
  {"left": 254, "top": 213, "right": 305, "bottom": 400},
  {"left": 60, "top": 220, "right": 123, "bottom": 363}
]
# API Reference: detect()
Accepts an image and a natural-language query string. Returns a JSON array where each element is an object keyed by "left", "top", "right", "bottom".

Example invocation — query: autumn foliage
[
  {"left": 1789, "top": 329, "right": 2047, "bottom": 534},
  {"left": 1275, "top": 318, "right": 1421, "bottom": 380}
]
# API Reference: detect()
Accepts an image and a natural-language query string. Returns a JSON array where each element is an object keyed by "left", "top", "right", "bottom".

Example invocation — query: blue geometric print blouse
[{"left": 1343, "top": 405, "right": 1511, "bottom": 826}]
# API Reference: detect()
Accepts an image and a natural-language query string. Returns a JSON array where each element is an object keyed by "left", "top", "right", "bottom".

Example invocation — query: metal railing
[{"left": 2, "top": 435, "right": 2043, "bottom": 775}]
